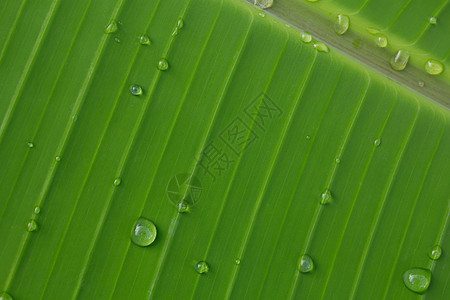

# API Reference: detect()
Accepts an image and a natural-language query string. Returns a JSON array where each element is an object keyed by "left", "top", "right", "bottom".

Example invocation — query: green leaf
[{"left": 0, "top": 0, "right": 448, "bottom": 299}]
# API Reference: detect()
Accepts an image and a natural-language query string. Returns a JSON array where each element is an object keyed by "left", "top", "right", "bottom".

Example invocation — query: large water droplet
[
  {"left": 0, "top": 292, "right": 13, "bottom": 300},
  {"left": 298, "top": 254, "right": 314, "bottom": 273},
  {"left": 254, "top": 0, "right": 273, "bottom": 8},
  {"left": 130, "top": 84, "right": 143, "bottom": 96},
  {"left": 131, "top": 218, "right": 157, "bottom": 247},
  {"left": 429, "top": 17, "right": 437, "bottom": 24},
  {"left": 334, "top": 14, "right": 349, "bottom": 35},
  {"left": 321, "top": 189, "right": 333, "bottom": 205},
  {"left": 428, "top": 245, "right": 442, "bottom": 260},
  {"left": 27, "top": 220, "right": 38, "bottom": 232},
  {"left": 375, "top": 34, "right": 388, "bottom": 48},
  {"left": 390, "top": 50, "right": 409, "bottom": 71},
  {"left": 195, "top": 261, "right": 209, "bottom": 274},
  {"left": 139, "top": 35, "right": 151, "bottom": 45},
  {"left": 27, "top": 142, "right": 34, "bottom": 148},
  {"left": 113, "top": 178, "right": 121, "bottom": 186},
  {"left": 313, "top": 42, "right": 329, "bottom": 53},
  {"left": 105, "top": 21, "right": 118, "bottom": 34},
  {"left": 157, "top": 59, "right": 169, "bottom": 71},
  {"left": 300, "top": 31, "right": 312, "bottom": 43},
  {"left": 425, "top": 59, "right": 443, "bottom": 75},
  {"left": 374, "top": 138, "right": 381, "bottom": 147},
  {"left": 403, "top": 268, "right": 431, "bottom": 294}
]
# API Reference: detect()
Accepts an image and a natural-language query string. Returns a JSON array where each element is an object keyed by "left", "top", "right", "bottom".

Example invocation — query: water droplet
[
  {"left": 425, "top": 59, "right": 443, "bottom": 75},
  {"left": 313, "top": 41, "right": 329, "bottom": 53},
  {"left": 177, "top": 201, "right": 190, "bottom": 213},
  {"left": 258, "top": 12, "right": 266, "bottom": 18},
  {"left": 429, "top": 17, "right": 437, "bottom": 24},
  {"left": 334, "top": 14, "right": 349, "bottom": 35},
  {"left": 298, "top": 254, "right": 314, "bottom": 273},
  {"left": 55, "top": 156, "right": 61, "bottom": 161},
  {"left": 177, "top": 18, "right": 184, "bottom": 28},
  {"left": 34, "top": 206, "right": 41, "bottom": 214},
  {"left": 130, "top": 84, "right": 143, "bottom": 96},
  {"left": 0, "top": 292, "right": 13, "bottom": 300},
  {"left": 390, "top": 50, "right": 409, "bottom": 71},
  {"left": 72, "top": 114, "right": 78, "bottom": 121},
  {"left": 235, "top": 258, "right": 241, "bottom": 265},
  {"left": 375, "top": 34, "right": 388, "bottom": 48},
  {"left": 157, "top": 59, "right": 169, "bottom": 71},
  {"left": 374, "top": 138, "right": 381, "bottom": 147},
  {"left": 27, "top": 220, "right": 38, "bottom": 232},
  {"left": 300, "top": 31, "right": 312, "bottom": 43},
  {"left": 195, "top": 261, "right": 209, "bottom": 274},
  {"left": 254, "top": 0, "right": 273, "bottom": 8},
  {"left": 418, "top": 81, "right": 425, "bottom": 87},
  {"left": 306, "top": 135, "right": 311, "bottom": 140},
  {"left": 105, "top": 21, "right": 118, "bottom": 34},
  {"left": 403, "top": 268, "right": 431, "bottom": 294},
  {"left": 335, "top": 158, "right": 341, "bottom": 164},
  {"left": 113, "top": 178, "right": 121, "bottom": 186},
  {"left": 172, "top": 27, "right": 179, "bottom": 37},
  {"left": 114, "top": 37, "right": 121, "bottom": 43},
  {"left": 139, "top": 35, "right": 151, "bottom": 45},
  {"left": 27, "top": 142, "right": 34, "bottom": 148},
  {"left": 366, "top": 27, "right": 380, "bottom": 34},
  {"left": 131, "top": 218, "right": 157, "bottom": 247},
  {"left": 321, "top": 189, "right": 333, "bottom": 204},
  {"left": 428, "top": 245, "right": 442, "bottom": 260}
]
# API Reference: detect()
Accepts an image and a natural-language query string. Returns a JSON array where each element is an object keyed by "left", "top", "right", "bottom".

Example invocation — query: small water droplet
[
  {"left": 300, "top": 31, "right": 312, "bottom": 43},
  {"left": 425, "top": 59, "right": 443, "bottom": 75},
  {"left": 366, "top": 27, "right": 380, "bottom": 34},
  {"left": 130, "top": 84, "right": 143, "bottom": 96},
  {"left": 403, "top": 268, "right": 431, "bottom": 294},
  {"left": 55, "top": 156, "right": 61, "bottom": 161},
  {"left": 113, "top": 178, "right": 121, "bottom": 186},
  {"left": 34, "top": 206, "right": 41, "bottom": 214},
  {"left": 418, "top": 81, "right": 425, "bottom": 87},
  {"left": 375, "top": 34, "right": 388, "bottom": 48},
  {"left": 429, "top": 17, "right": 437, "bottom": 24},
  {"left": 254, "top": 0, "right": 273, "bottom": 8},
  {"left": 172, "top": 27, "right": 179, "bottom": 37},
  {"left": 27, "top": 220, "right": 38, "bottom": 232},
  {"left": 390, "top": 50, "right": 409, "bottom": 71},
  {"left": 313, "top": 41, "right": 329, "bottom": 53},
  {"left": 334, "top": 14, "right": 349, "bottom": 35},
  {"left": 235, "top": 258, "right": 241, "bottom": 265},
  {"left": 105, "top": 21, "right": 118, "bottom": 34},
  {"left": 335, "top": 158, "right": 341, "bottom": 164},
  {"left": 177, "top": 201, "right": 190, "bottom": 213},
  {"left": 258, "top": 12, "right": 266, "bottom": 17},
  {"left": 157, "top": 59, "right": 169, "bottom": 71},
  {"left": 306, "top": 135, "right": 311, "bottom": 140},
  {"left": 27, "top": 142, "right": 34, "bottom": 148},
  {"left": 139, "top": 35, "right": 151, "bottom": 45},
  {"left": 131, "top": 218, "right": 157, "bottom": 247},
  {"left": 0, "top": 292, "right": 13, "bottom": 300},
  {"left": 298, "top": 254, "right": 314, "bottom": 273},
  {"left": 428, "top": 245, "right": 442, "bottom": 260},
  {"left": 114, "top": 37, "right": 121, "bottom": 43},
  {"left": 321, "top": 189, "right": 333, "bottom": 205},
  {"left": 177, "top": 18, "right": 184, "bottom": 28},
  {"left": 374, "top": 138, "right": 381, "bottom": 147},
  {"left": 195, "top": 261, "right": 209, "bottom": 274}
]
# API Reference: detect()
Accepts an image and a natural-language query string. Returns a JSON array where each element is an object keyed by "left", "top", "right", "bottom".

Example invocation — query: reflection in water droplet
[
  {"left": 321, "top": 189, "right": 333, "bottom": 205},
  {"left": 139, "top": 35, "right": 151, "bottom": 45},
  {"left": 254, "top": 0, "right": 273, "bottom": 9},
  {"left": 374, "top": 138, "right": 381, "bottom": 147},
  {"left": 27, "top": 220, "right": 38, "bottom": 232},
  {"left": 131, "top": 218, "right": 157, "bottom": 247},
  {"left": 300, "top": 31, "right": 312, "bottom": 43},
  {"left": 177, "top": 201, "right": 190, "bottom": 213},
  {"left": 130, "top": 84, "right": 143, "bottom": 96},
  {"left": 195, "top": 261, "right": 209, "bottom": 274},
  {"left": 113, "top": 178, "right": 121, "bottom": 186},
  {"left": 27, "top": 142, "right": 34, "bottom": 148},
  {"left": 425, "top": 59, "right": 443, "bottom": 75},
  {"left": 334, "top": 14, "right": 349, "bottom": 35},
  {"left": 375, "top": 34, "right": 388, "bottom": 48},
  {"left": 313, "top": 42, "right": 329, "bottom": 53},
  {"left": 105, "top": 21, "right": 118, "bottom": 34},
  {"left": 298, "top": 255, "right": 314, "bottom": 273},
  {"left": 403, "top": 268, "right": 431, "bottom": 294},
  {"left": 429, "top": 17, "right": 437, "bottom": 24},
  {"left": 0, "top": 292, "right": 13, "bottom": 300},
  {"left": 157, "top": 59, "right": 169, "bottom": 71},
  {"left": 428, "top": 245, "right": 442, "bottom": 260},
  {"left": 390, "top": 50, "right": 409, "bottom": 71}
]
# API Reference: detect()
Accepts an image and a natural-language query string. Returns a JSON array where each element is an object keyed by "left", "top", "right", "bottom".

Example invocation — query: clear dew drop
[
  {"left": 139, "top": 35, "right": 151, "bottom": 45},
  {"left": 321, "top": 189, "right": 333, "bottom": 205},
  {"left": 131, "top": 218, "right": 157, "bottom": 247},
  {"left": 177, "top": 18, "right": 184, "bottom": 29},
  {"left": 313, "top": 41, "right": 329, "bottom": 53},
  {"left": 425, "top": 59, "right": 444, "bottom": 75},
  {"left": 428, "top": 245, "right": 442, "bottom": 260},
  {"left": 27, "top": 142, "right": 34, "bottom": 148},
  {"left": 195, "top": 261, "right": 209, "bottom": 274},
  {"left": 254, "top": 0, "right": 273, "bottom": 9},
  {"left": 55, "top": 156, "right": 61, "bottom": 161},
  {"left": 374, "top": 138, "right": 381, "bottom": 147},
  {"left": 113, "top": 177, "right": 121, "bottom": 186},
  {"left": 403, "top": 268, "right": 431, "bottom": 294},
  {"left": 177, "top": 201, "right": 190, "bottom": 213},
  {"left": 334, "top": 14, "right": 349, "bottom": 35},
  {"left": 130, "top": 84, "right": 143, "bottom": 96},
  {"left": 298, "top": 254, "right": 314, "bottom": 273},
  {"left": 375, "top": 34, "right": 388, "bottom": 48},
  {"left": 105, "top": 21, "right": 118, "bottom": 34},
  {"left": 390, "top": 50, "right": 410, "bottom": 71},
  {"left": 0, "top": 292, "right": 13, "bottom": 300},
  {"left": 27, "top": 220, "right": 38, "bottom": 232},
  {"left": 429, "top": 17, "right": 437, "bottom": 24},
  {"left": 235, "top": 258, "right": 241, "bottom": 265},
  {"left": 34, "top": 206, "right": 41, "bottom": 214},
  {"left": 300, "top": 31, "right": 312, "bottom": 43},
  {"left": 157, "top": 59, "right": 169, "bottom": 71},
  {"left": 335, "top": 158, "right": 341, "bottom": 164}
]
